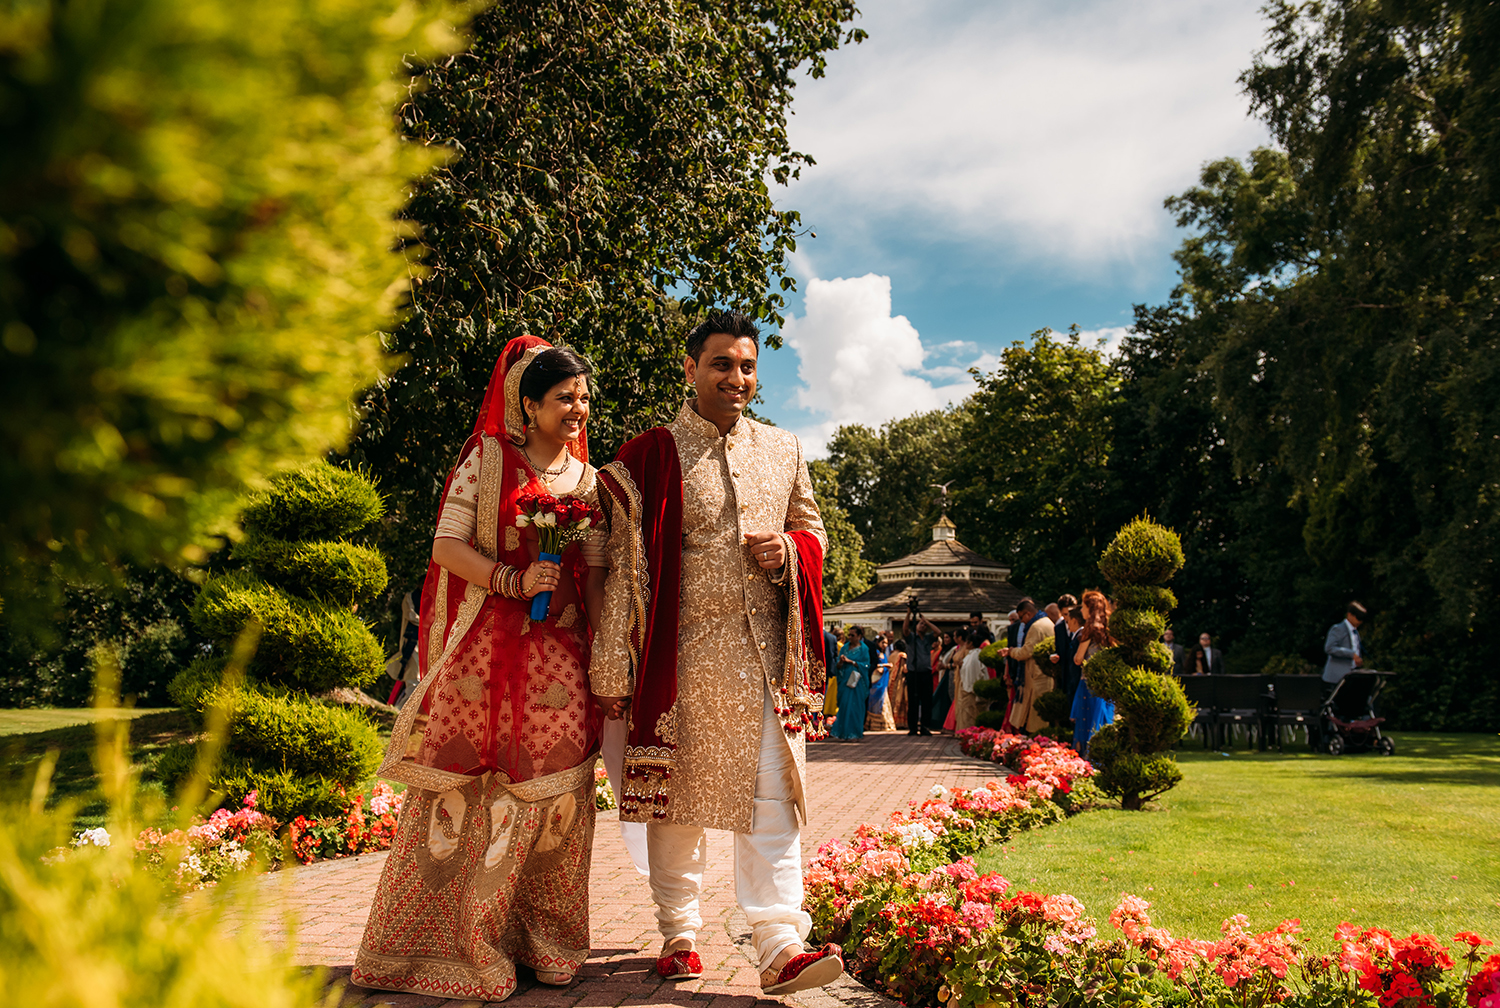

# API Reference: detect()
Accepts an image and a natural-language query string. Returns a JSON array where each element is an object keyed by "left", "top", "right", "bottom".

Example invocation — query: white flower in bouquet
[
  {"left": 515, "top": 514, "right": 531, "bottom": 527},
  {"left": 536, "top": 512, "right": 556, "bottom": 526}
]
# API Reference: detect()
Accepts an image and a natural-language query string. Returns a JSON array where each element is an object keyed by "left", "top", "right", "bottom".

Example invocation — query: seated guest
[{"left": 1193, "top": 632, "right": 1225, "bottom": 675}]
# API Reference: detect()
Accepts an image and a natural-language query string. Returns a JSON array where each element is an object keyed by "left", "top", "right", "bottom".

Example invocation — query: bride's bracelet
[{"left": 487, "top": 563, "right": 526, "bottom": 599}]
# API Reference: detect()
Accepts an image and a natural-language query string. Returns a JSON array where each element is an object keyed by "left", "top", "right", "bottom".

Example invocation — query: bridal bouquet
[{"left": 515, "top": 492, "right": 603, "bottom": 618}]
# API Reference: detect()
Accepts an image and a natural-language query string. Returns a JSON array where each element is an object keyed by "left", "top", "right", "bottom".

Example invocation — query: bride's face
[{"left": 525, "top": 376, "right": 590, "bottom": 444}]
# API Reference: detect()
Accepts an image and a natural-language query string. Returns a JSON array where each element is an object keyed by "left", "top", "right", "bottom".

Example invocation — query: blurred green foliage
[
  {"left": 343, "top": 0, "right": 865, "bottom": 611},
  {"left": 0, "top": 0, "right": 459, "bottom": 618}
]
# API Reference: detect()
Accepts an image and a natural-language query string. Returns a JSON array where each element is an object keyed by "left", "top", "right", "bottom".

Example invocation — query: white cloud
[
  {"left": 784, "top": 0, "right": 1270, "bottom": 266},
  {"left": 1075, "top": 325, "right": 1132, "bottom": 359},
  {"left": 782, "top": 274, "right": 976, "bottom": 453}
]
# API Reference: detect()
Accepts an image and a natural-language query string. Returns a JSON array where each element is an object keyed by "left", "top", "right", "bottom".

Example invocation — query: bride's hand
[{"left": 521, "top": 560, "right": 562, "bottom": 597}]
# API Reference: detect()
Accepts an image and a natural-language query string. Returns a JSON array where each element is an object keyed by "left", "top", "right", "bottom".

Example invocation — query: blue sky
[{"left": 753, "top": 0, "right": 1273, "bottom": 452}]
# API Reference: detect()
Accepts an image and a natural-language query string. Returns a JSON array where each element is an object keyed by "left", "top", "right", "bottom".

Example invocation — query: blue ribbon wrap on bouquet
[{"left": 529, "top": 551, "right": 562, "bottom": 620}]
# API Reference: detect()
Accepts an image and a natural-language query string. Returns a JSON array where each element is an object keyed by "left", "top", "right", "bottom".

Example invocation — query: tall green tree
[
  {"left": 0, "top": 0, "right": 456, "bottom": 617},
  {"left": 824, "top": 408, "right": 969, "bottom": 565},
  {"left": 949, "top": 329, "right": 1120, "bottom": 596},
  {"left": 807, "top": 460, "right": 872, "bottom": 606},
  {"left": 346, "top": 1, "right": 864, "bottom": 600},
  {"left": 1126, "top": 0, "right": 1500, "bottom": 726}
]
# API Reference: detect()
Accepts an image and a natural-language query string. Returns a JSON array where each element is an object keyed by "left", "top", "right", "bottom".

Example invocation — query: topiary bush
[
  {"left": 162, "top": 461, "right": 388, "bottom": 818},
  {"left": 1084, "top": 516, "right": 1193, "bottom": 810}
]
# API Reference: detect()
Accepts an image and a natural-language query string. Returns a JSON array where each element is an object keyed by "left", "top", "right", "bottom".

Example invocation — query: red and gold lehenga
[{"left": 352, "top": 336, "right": 604, "bottom": 1002}]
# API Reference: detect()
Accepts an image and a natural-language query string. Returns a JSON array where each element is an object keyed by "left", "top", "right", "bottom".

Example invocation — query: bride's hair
[
  {"left": 520, "top": 347, "right": 593, "bottom": 409},
  {"left": 1080, "top": 589, "right": 1115, "bottom": 647}
]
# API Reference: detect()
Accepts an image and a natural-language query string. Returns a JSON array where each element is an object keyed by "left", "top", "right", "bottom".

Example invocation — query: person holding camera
[{"left": 902, "top": 601, "right": 939, "bottom": 736}]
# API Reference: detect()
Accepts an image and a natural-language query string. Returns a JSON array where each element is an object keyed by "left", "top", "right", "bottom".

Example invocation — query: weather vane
[{"left": 930, "top": 480, "right": 953, "bottom": 516}]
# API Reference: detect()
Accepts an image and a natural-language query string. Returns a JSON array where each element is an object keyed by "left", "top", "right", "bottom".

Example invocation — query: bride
[{"left": 353, "top": 335, "right": 608, "bottom": 1001}]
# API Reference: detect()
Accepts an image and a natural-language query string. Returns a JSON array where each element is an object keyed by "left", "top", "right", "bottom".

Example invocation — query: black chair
[
  {"left": 1270, "top": 674, "right": 1324, "bottom": 751},
  {"left": 1211, "top": 675, "right": 1268, "bottom": 749},
  {"left": 1180, "top": 675, "right": 1217, "bottom": 749}
]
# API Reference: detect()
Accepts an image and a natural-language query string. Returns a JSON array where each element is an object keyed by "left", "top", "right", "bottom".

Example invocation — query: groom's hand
[
  {"left": 744, "top": 532, "right": 785, "bottom": 570},
  {"left": 595, "top": 695, "right": 630, "bottom": 720}
]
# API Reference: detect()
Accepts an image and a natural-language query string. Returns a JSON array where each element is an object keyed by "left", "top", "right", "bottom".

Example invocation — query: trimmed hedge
[
  {"left": 191, "top": 571, "right": 384, "bottom": 691},
  {"left": 1085, "top": 516, "right": 1190, "bottom": 810},
  {"left": 156, "top": 745, "right": 353, "bottom": 821},
  {"left": 167, "top": 462, "right": 389, "bottom": 819},
  {"left": 240, "top": 461, "right": 385, "bottom": 542},
  {"left": 233, "top": 535, "right": 387, "bottom": 606},
  {"left": 1097, "top": 517, "right": 1186, "bottom": 586}
]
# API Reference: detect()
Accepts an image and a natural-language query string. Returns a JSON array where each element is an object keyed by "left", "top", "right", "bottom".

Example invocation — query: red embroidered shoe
[
  {"left": 656, "top": 948, "right": 703, "bottom": 980},
  {"left": 761, "top": 943, "right": 844, "bottom": 995}
]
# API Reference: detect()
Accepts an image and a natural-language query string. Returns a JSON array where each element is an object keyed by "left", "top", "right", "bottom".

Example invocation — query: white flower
[
  {"left": 929, "top": 785, "right": 952, "bottom": 802},
  {"left": 515, "top": 514, "right": 531, "bottom": 527},
  {"left": 222, "top": 841, "right": 252, "bottom": 870},
  {"left": 892, "top": 822, "right": 939, "bottom": 849},
  {"left": 71, "top": 827, "right": 111, "bottom": 848},
  {"left": 577, "top": 516, "right": 591, "bottom": 529},
  {"left": 536, "top": 512, "right": 556, "bottom": 526}
]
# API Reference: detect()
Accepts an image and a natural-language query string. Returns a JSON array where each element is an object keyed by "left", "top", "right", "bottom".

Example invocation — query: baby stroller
[{"left": 1319, "top": 670, "right": 1396, "bottom": 756}]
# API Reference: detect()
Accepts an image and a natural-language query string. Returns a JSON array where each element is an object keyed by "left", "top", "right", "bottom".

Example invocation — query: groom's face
[{"left": 684, "top": 333, "right": 758, "bottom": 422}]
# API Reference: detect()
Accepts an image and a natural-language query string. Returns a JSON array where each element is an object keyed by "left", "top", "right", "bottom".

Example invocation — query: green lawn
[
  {"left": 0, "top": 707, "right": 177, "bottom": 736},
  {"left": 975, "top": 733, "right": 1500, "bottom": 945}
]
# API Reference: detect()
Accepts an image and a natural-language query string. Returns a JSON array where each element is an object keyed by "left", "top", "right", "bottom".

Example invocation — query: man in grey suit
[{"left": 1322, "top": 601, "right": 1368, "bottom": 685}]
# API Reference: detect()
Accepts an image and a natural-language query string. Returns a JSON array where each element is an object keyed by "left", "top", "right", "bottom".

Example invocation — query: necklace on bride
[{"left": 523, "top": 445, "right": 570, "bottom": 484}]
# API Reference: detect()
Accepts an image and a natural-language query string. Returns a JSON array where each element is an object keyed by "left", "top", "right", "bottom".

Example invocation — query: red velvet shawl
[{"left": 594, "top": 428, "right": 683, "bottom": 819}]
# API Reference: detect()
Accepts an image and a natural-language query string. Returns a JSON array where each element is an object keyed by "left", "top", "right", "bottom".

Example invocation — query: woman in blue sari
[
  {"left": 865, "top": 631, "right": 894, "bottom": 731},
  {"left": 1071, "top": 589, "right": 1117, "bottom": 756},
  {"left": 830, "top": 626, "right": 871, "bottom": 740}
]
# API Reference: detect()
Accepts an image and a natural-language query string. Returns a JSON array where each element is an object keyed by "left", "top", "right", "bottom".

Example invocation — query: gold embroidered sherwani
[{"left": 591, "top": 404, "right": 825, "bottom": 834}]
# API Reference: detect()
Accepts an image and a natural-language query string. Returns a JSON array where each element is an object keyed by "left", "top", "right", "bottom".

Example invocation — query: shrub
[
  {"left": 1109, "top": 606, "right": 1167, "bottom": 650},
  {"left": 1033, "top": 688, "right": 1071, "bottom": 730},
  {"left": 168, "top": 463, "right": 389, "bottom": 818},
  {"left": 240, "top": 461, "right": 386, "bottom": 543},
  {"left": 191, "top": 571, "right": 384, "bottom": 691},
  {"left": 1112, "top": 584, "right": 1178, "bottom": 613},
  {"left": 233, "top": 535, "right": 387, "bottom": 605},
  {"left": 1262, "top": 653, "right": 1316, "bottom": 676},
  {"left": 1097, "top": 516, "right": 1186, "bottom": 586},
  {"left": 220, "top": 688, "right": 383, "bottom": 781},
  {"left": 1086, "top": 517, "right": 1191, "bottom": 810},
  {"left": 973, "top": 678, "right": 1008, "bottom": 705},
  {"left": 975, "top": 709, "right": 1010, "bottom": 729}
]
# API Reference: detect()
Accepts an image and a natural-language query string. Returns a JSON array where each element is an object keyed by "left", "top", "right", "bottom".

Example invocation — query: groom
[{"left": 591, "top": 311, "right": 843, "bottom": 995}]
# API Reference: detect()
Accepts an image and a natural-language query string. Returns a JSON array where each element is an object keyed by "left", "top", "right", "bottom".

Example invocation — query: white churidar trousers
[{"left": 646, "top": 691, "right": 811, "bottom": 969}]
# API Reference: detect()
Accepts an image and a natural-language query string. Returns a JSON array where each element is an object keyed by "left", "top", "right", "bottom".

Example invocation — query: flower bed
[
  {"left": 63, "top": 783, "right": 407, "bottom": 889},
  {"left": 956, "top": 727, "right": 1097, "bottom": 800},
  {"left": 807, "top": 778, "right": 1500, "bottom": 1008}
]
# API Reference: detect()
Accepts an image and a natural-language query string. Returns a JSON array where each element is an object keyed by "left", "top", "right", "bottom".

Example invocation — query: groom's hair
[{"left": 686, "top": 311, "right": 760, "bottom": 361}]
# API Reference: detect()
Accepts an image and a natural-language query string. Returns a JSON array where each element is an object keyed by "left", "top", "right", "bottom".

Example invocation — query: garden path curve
[{"left": 274, "top": 732, "right": 997, "bottom": 1008}]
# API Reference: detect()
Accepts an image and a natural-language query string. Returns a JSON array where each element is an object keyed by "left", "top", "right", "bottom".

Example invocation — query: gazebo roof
[{"left": 824, "top": 518, "right": 1022, "bottom": 622}]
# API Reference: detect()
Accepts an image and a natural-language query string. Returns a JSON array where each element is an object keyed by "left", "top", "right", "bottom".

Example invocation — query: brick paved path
[{"left": 276, "top": 732, "right": 1000, "bottom": 1008}]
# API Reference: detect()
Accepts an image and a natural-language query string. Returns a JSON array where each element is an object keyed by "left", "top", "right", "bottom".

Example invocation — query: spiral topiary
[
  {"left": 1083, "top": 516, "right": 1195, "bottom": 810},
  {"left": 160, "top": 461, "right": 389, "bottom": 820}
]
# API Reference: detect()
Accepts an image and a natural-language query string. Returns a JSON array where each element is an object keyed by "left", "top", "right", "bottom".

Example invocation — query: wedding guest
[
  {"left": 865, "top": 631, "right": 896, "bottom": 731},
  {"left": 1193, "top": 632, "right": 1225, "bottom": 675},
  {"left": 903, "top": 607, "right": 939, "bottom": 736},
  {"left": 1071, "top": 591, "right": 1116, "bottom": 755},
  {"left": 830, "top": 626, "right": 871, "bottom": 740},
  {"left": 1322, "top": 601, "right": 1368, "bottom": 686},
  {"left": 1003, "top": 598, "right": 1055, "bottom": 734},
  {"left": 1162, "top": 628, "right": 1186, "bottom": 677},
  {"left": 889, "top": 642, "right": 909, "bottom": 730}
]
